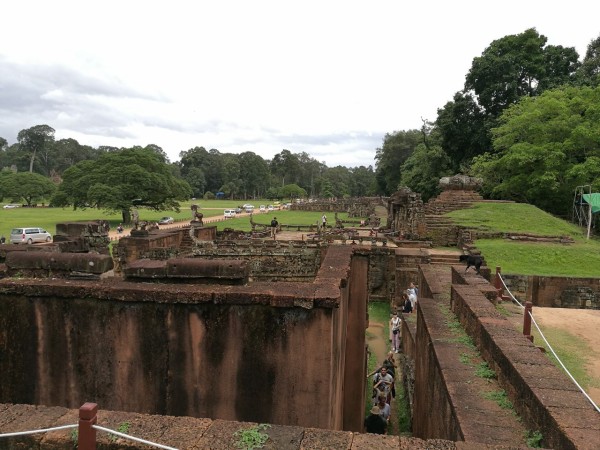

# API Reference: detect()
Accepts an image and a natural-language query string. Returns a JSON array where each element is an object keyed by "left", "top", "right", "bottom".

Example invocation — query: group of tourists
[
  {"left": 365, "top": 351, "right": 397, "bottom": 434},
  {"left": 365, "top": 282, "right": 419, "bottom": 434}
]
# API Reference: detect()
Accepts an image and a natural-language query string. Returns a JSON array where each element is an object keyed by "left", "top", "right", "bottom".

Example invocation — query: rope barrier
[
  {"left": 0, "top": 423, "right": 77, "bottom": 438},
  {"left": 498, "top": 273, "right": 600, "bottom": 413},
  {"left": 93, "top": 424, "right": 178, "bottom": 450}
]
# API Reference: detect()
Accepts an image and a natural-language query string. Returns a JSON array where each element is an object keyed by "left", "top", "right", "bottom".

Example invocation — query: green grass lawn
[
  {"left": 0, "top": 200, "right": 354, "bottom": 238},
  {"left": 446, "top": 202, "right": 600, "bottom": 277}
]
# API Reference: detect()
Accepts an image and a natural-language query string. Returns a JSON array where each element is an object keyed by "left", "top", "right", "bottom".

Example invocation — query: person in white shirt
[{"left": 390, "top": 312, "right": 401, "bottom": 353}]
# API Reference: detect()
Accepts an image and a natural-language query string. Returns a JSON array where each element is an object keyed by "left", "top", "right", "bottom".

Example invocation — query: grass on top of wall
[
  {"left": 445, "top": 202, "right": 585, "bottom": 238},
  {"left": 445, "top": 202, "right": 600, "bottom": 277}
]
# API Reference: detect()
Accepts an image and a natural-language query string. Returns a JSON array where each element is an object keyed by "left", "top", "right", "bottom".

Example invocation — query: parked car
[
  {"left": 267, "top": 205, "right": 274, "bottom": 211},
  {"left": 235, "top": 207, "right": 243, "bottom": 214},
  {"left": 3, "top": 204, "right": 19, "bottom": 209},
  {"left": 224, "top": 209, "right": 237, "bottom": 218},
  {"left": 259, "top": 205, "right": 266, "bottom": 212},
  {"left": 158, "top": 216, "right": 174, "bottom": 224},
  {"left": 245, "top": 205, "right": 255, "bottom": 213},
  {"left": 10, "top": 227, "right": 52, "bottom": 244}
]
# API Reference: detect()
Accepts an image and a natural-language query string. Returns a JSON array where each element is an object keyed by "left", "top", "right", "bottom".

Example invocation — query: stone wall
[
  {"left": 450, "top": 271, "right": 600, "bottom": 449},
  {"left": 1, "top": 402, "right": 521, "bottom": 449},
  {"left": 502, "top": 273, "right": 600, "bottom": 309},
  {"left": 0, "top": 246, "right": 367, "bottom": 431}
]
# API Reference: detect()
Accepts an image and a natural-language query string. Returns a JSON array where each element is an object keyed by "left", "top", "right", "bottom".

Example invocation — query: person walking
[
  {"left": 270, "top": 217, "right": 278, "bottom": 239},
  {"left": 364, "top": 405, "right": 387, "bottom": 434},
  {"left": 321, "top": 214, "right": 327, "bottom": 228},
  {"left": 391, "top": 312, "right": 401, "bottom": 353}
]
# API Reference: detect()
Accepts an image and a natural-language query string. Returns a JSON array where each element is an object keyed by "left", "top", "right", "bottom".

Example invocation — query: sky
[{"left": 1, "top": 1, "right": 599, "bottom": 169}]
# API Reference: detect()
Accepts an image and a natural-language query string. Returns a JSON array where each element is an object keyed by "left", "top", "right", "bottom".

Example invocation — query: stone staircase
[
  {"left": 180, "top": 228, "right": 195, "bottom": 250},
  {"left": 423, "top": 189, "right": 484, "bottom": 247},
  {"left": 428, "top": 253, "right": 459, "bottom": 265},
  {"left": 423, "top": 190, "right": 483, "bottom": 215}
]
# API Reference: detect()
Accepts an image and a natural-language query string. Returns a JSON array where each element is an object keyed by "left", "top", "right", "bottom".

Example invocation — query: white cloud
[{"left": 1, "top": 1, "right": 599, "bottom": 167}]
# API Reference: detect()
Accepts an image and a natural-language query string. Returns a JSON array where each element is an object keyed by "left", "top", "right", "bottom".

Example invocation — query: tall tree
[
  {"left": 270, "top": 150, "right": 300, "bottom": 187},
  {"left": 576, "top": 34, "right": 600, "bottom": 87},
  {"left": 374, "top": 130, "right": 421, "bottom": 195},
  {"left": 471, "top": 85, "right": 600, "bottom": 216},
  {"left": 52, "top": 147, "right": 192, "bottom": 223},
  {"left": 465, "top": 28, "right": 579, "bottom": 118},
  {"left": 17, "top": 125, "right": 55, "bottom": 173},
  {"left": 435, "top": 92, "right": 490, "bottom": 170}
]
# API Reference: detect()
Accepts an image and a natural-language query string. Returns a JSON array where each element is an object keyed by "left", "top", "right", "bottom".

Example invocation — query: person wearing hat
[
  {"left": 270, "top": 217, "right": 278, "bottom": 239},
  {"left": 364, "top": 405, "right": 387, "bottom": 434}
]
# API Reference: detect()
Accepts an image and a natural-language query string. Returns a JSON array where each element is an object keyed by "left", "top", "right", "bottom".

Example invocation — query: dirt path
[
  {"left": 366, "top": 317, "right": 404, "bottom": 435},
  {"left": 527, "top": 307, "right": 600, "bottom": 404}
]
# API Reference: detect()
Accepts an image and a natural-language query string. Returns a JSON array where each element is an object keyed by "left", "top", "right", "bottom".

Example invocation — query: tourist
[
  {"left": 391, "top": 312, "right": 401, "bottom": 353},
  {"left": 407, "top": 288, "right": 417, "bottom": 311},
  {"left": 376, "top": 393, "right": 391, "bottom": 425},
  {"left": 373, "top": 366, "right": 394, "bottom": 404},
  {"left": 321, "top": 214, "right": 327, "bottom": 228},
  {"left": 117, "top": 224, "right": 123, "bottom": 234},
  {"left": 364, "top": 405, "right": 387, "bottom": 434},
  {"left": 408, "top": 281, "right": 418, "bottom": 298},
  {"left": 402, "top": 292, "right": 413, "bottom": 314},
  {"left": 270, "top": 217, "right": 278, "bottom": 239}
]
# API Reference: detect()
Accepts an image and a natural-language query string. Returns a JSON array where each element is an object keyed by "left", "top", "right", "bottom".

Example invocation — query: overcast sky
[{"left": 1, "top": 1, "right": 599, "bottom": 168}]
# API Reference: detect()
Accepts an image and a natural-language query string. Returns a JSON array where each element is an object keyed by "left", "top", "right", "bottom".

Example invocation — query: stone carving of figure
[
  {"left": 191, "top": 204, "right": 204, "bottom": 226},
  {"left": 132, "top": 209, "right": 140, "bottom": 230}
]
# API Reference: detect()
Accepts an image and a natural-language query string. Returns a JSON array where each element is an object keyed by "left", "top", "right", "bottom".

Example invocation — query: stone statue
[{"left": 191, "top": 204, "right": 204, "bottom": 226}]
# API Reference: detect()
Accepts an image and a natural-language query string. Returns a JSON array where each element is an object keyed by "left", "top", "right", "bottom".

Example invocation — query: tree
[
  {"left": 281, "top": 183, "right": 306, "bottom": 200},
  {"left": 374, "top": 130, "right": 422, "bottom": 195},
  {"left": 0, "top": 171, "right": 56, "bottom": 206},
  {"left": 471, "top": 85, "right": 600, "bottom": 216},
  {"left": 52, "top": 147, "right": 192, "bottom": 223},
  {"left": 435, "top": 92, "right": 491, "bottom": 171},
  {"left": 270, "top": 150, "right": 300, "bottom": 187},
  {"left": 576, "top": 34, "right": 600, "bottom": 87},
  {"left": 238, "top": 151, "right": 269, "bottom": 199},
  {"left": 183, "top": 167, "right": 207, "bottom": 198},
  {"left": 465, "top": 28, "right": 579, "bottom": 118},
  {"left": 17, "top": 125, "right": 56, "bottom": 173},
  {"left": 399, "top": 143, "right": 453, "bottom": 201}
]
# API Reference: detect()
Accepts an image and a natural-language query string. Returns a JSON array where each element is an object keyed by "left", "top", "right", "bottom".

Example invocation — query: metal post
[
  {"left": 78, "top": 403, "right": 97, "bottom": 450},
  {"left": 523, "top": 302, "right": 533, "bottom": 343},
  {"left": 495, "top": 266, "right": 503, "bottom": 302}
]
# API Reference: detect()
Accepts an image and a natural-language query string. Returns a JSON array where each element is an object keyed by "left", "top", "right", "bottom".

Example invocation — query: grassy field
[
  {"left": 446, "top": 202, "right": 600, "bottom": 277},
  {"left": 0, "top": 200, "right": 351, "bottom": 237}
]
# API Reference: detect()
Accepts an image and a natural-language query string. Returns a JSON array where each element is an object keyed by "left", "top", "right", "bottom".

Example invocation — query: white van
[
  {"left": 10, "top": 227, "right": 52, "bottom": 244},
  {"left": 224, "top": 209, "right": 237, "bottom": 218}
]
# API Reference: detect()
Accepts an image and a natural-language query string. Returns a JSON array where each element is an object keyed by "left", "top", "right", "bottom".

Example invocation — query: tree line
[
  {"left": 375, "top": 28, "right": 600, "bottom": 219},
  {"left": 0, "top": 128, "right": 378, "bottom": 222}
]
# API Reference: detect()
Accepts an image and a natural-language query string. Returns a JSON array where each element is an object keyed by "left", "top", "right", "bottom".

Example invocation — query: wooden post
[
  {"left": 523, "top": 302, "right": 533, "bottom": 343},
  {"left": 495, "top": 266, "right": 503, "bottom": 302},
  {"left": 78, "top": 403, "right": 98, "bottom": 450}
]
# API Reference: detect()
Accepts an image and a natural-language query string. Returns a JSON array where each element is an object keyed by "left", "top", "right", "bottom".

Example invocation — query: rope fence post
[
  {"left": 495, "top": 266, "right": 503, "bottom": 302},
  {"left": 523, "top": 301, "right": 533, "bottom": 343},
  {"left": 78, "top": 402, "right": 98, "bottom": 450}
]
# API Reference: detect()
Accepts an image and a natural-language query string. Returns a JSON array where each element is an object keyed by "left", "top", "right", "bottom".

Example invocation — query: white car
[
  {"left": 3, "top": 204, "right": 19, "bottom": 209},
  {"left": 224, "top": 209, "right": 237, "bottom": 218},
  {"left": 267, "top": 205, "right": 274, "bottom": 211},
  {"left": 259, "top": 205, "right": 266, "bottom": 212},
  {"left": 158, "top": 216, "right": 174, "bottom": 224},
  {"left": 10, "top": 227, "right": 52, "bottom": 244}
]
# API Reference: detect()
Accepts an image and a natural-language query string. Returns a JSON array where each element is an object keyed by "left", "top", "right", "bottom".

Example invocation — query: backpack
[{"left": 271, "top": 219, "right": 277, "bottom": 227}]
